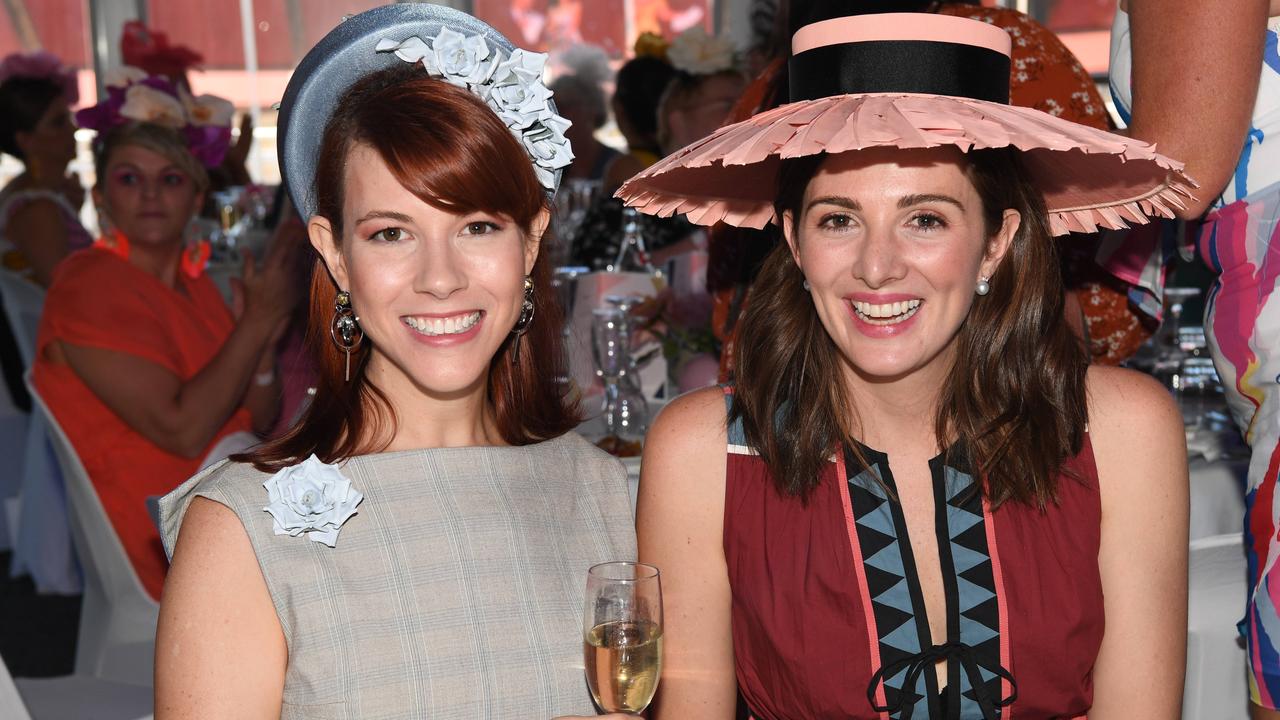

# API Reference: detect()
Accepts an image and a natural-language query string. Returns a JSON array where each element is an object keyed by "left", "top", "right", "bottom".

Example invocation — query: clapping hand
[{"left": 230, "top": 201, "right": 306, "bottom": 338}]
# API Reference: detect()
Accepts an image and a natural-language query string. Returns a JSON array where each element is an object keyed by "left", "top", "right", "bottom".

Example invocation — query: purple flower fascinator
[
  {"left": 74, "top": 67, "right": 234, "bottom": 168},
  {"left": 0, "top": 51, "right": 79, "bottom": 105}
]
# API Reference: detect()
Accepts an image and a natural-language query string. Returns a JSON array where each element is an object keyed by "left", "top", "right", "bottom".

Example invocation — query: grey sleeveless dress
[{"left": 159, "top": 431, "right": 635, "bottom": 720}]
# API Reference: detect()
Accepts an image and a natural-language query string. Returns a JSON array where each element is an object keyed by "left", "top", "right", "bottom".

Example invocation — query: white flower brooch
[
  {"left": 375, "top": 27, "right": 574, "bottom": 191},
  {"left": 263, "top": 455, "right": 364, "bottom": 547}
]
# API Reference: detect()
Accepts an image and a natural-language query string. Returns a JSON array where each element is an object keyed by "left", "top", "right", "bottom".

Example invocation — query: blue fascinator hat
[{"left": 278, "top": 3, "right": 572, "bottom": 219}]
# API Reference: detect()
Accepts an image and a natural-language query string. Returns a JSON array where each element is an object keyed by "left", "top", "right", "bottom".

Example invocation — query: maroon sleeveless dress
[{"left": 723, "top": 391, "right": 1103, "bottom": 719}]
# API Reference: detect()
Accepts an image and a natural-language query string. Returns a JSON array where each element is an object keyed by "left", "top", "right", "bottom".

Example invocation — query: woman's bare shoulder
[{"left": 1084, "top": 364, "right": 1187, "bottom": 500}]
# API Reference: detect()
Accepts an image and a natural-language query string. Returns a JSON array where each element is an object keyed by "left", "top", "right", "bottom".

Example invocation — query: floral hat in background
[
  {"left": 120, "top": 20, "right": 204, "bottom": 82},
  {"left": 0, "top": 50, "right": 79, "bottom": 105},
  {"left": 666, "top": 25, "right": 737, "bottom": 76},
  {"left": 74, "top": 68, "right": 234, "bottom": 168}
]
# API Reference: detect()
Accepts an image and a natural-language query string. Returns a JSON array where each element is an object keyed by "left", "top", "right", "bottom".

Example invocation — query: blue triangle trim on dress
[{"left": 844, "top": 440, "right": 1009, "bottom": 719}]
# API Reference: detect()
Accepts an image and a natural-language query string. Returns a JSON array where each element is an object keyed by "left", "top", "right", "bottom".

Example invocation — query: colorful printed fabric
[
  {"left": 1114, "top": 7, "right": 1280, "bottom": 707},
  {"left": 1199, "top": 185, "right": 1280, "bottom": 707}
]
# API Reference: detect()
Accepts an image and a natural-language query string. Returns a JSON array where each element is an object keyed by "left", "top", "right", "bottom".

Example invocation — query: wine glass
[
  {"left": 592, "top": 307, "right": 649, "bottom": 440},
  {"left": 583, "top": 562, "right": 663, "bottom": 714},
  {"left": 551, "top": 266, "right": 589, "bottom": 388}
]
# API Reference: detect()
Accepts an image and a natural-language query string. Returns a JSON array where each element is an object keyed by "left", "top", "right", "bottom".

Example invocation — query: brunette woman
[
  {"left": 0, "top": 51, "right": 90, "bottom": 286},
  {"left": 623, "top": 11, "right": 1191, "bottom": 719},
  {"left": 155, "top": 5, "right": 633, "bottom": 718}
]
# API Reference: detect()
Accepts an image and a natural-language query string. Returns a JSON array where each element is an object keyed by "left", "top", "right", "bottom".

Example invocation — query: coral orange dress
[{"left": 34, "top": 247, "right": 253, "bottom": 600}]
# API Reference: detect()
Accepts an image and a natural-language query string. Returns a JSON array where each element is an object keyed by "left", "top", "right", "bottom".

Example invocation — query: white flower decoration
[
  {"left": 103, "top": 65, "right": 148, "bottom": 90},
  {"left": 666, "top": 26, "right": 736, "bottom": 76},
  {"left": 179, "top": 86, "right": 235, "bottom": 127},
  {"left": 120, "top": 84, "right": 187, "bottom": 128},
  {"left": 262, "top": 454, "right": 364, "bottom": 547},
  {"left": 434, "top": 27, "right": 499, "bottom": 87},
  {"left": 376, "top": 29, "right": 573, "bottom": 192},
  {"left": 489, "top": 49, "right": 555, "bottom": 129},
  {"left": 521, "top": 115, "right": 574, "bottom": 188}
]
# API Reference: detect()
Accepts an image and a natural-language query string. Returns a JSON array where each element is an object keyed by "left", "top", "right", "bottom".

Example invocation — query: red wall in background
[
  {"left": 0, "top": 0, "right": 90, "bottom": 67},
  {"left": 146, "top": 0, "right": 379, "bottom": 69}
]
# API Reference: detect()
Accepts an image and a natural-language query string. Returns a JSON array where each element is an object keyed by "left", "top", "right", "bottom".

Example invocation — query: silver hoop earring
[
  {"left": 975, "top": 277, "right": 991, "bottom": 296},
  {"left": 330, "top": 290, "right": 363, "bottom": 382},
  {"left": 802, "top": 279, "right": 812, "bottom": 291},
  {"left": 511, "top": 276, "right": 535, "bottom": 363}
]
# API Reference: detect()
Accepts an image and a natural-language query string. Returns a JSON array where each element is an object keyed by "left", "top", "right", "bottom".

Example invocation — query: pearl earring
[
  {"left": 975, "top": 277, "right": 991, "bottom": 296},
  {"left": 803, "top": 279, "right": 811, "bottom": 291}
]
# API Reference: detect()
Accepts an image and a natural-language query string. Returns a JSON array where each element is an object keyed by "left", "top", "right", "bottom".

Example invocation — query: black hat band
[{"left": 788, "top": 40, "right": 1011, "bottom": 105}]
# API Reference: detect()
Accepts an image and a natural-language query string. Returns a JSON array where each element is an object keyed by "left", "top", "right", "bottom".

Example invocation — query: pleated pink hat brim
[{"left": 617, "top": 92, "right": 1197, "bottom": 236}]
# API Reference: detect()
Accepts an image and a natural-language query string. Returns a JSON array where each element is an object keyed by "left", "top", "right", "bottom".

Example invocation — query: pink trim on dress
[
  {"left": 982, "top": 493, "right": 1014, "bottom": 717},
  {"left": 835, "top": 448, "right": 891, "bottom": 719},
  {"left": 792, "top": 13, "right": 1012, "bottom": 56}
]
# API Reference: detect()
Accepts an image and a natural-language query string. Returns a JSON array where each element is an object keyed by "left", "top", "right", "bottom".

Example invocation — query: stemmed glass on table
[
  {"left": 583, "top": 562, "right": 663, "bottom": 714},
  {"left": 591, "top": 306, "right": 649, "bottom": 442}
]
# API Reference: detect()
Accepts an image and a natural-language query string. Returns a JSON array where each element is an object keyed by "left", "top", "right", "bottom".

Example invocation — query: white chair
[
  {"left": 0, "top": 268, "right": 45, "bottom": 368},
  {"left": 1185, "top": 533, "right": 1250, "bottom": 720},
  {"left": 26, "top": 377, "right": 158, "bottom": 687},
  {"left": 0, "top": 268, "right": 41, "bottom": 551},
  {"left": 2, "top": 653, "right": 152, "bottom": 720}
]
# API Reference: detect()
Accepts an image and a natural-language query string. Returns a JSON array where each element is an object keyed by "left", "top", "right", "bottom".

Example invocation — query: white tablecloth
[{"left": 1189, "top": 457, "right": 1247, "bottom": 542}]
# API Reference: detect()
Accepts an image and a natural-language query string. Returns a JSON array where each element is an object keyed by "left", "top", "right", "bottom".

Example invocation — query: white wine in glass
[{"left": 583, "top": 561, "right": 663, "bottom": 714}]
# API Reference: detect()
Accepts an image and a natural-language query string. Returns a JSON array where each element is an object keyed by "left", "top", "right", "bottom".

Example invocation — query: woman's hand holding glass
[{"left": 583, "top": 562, "right": 663, "bottom": 715}]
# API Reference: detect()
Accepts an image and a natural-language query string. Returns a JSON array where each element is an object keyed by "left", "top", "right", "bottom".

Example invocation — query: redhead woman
[
  {"left": 622, "top": 11, "right": 1191, "bottom": 719},
  {"left": 155, "top": 5, "right": 633, "bottom": 719}
]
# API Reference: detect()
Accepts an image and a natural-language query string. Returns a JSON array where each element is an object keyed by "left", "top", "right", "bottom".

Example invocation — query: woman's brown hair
[
  {"left": 730, "top": 148, "right": 1088, "bottom": 508},
  {"left": 244, "top": 65, "right": 579, "bottom": 471}
]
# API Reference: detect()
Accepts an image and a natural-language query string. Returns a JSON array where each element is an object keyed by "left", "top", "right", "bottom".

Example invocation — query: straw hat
[{"left": 617, "top": 12, "right": 1194, "bottom": 236}]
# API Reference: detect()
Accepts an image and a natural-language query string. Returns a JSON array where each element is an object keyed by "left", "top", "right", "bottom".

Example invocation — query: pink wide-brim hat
[{"left": 617, "top": 13, "right": 1195, "bottom": 237}]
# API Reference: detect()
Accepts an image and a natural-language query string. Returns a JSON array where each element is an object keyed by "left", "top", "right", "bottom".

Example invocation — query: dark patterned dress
[{"left": 722, "top": 390, "right": 1103, "bottom": 719}]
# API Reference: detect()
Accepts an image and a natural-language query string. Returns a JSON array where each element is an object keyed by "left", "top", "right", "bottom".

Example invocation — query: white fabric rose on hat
[
  {"left": 376, "top": 29, "right": 572, "bottom": 193},
  {"left": 489, "top": 49, "right": 554, "bottom": 129},
  {"left": 520, "top": 115, "right": 574, "bottom": 188},
  {"left": 666, "top": 25, "right": 736, "bottom": 76},
  {"left": 262, "top": 454, "right": 364, "bottom": 547},
  {"left": 432, "top": 27, "right": 499, "bottom": 88}
]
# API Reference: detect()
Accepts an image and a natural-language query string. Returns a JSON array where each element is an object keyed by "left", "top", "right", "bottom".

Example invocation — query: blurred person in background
[
  {"left": 602, "top": 39, "right": 679, "bottom": 194},
  {"left": 0, "top": 51, "right": 91, "bottom": 287},
  {"left": 656, "top": 26, "right": 746, "bottom": 154},
  {"left": 122, "top": 20, "right": 255, "bottom": 191},
  {"left": 35, "top": 69, "right": 300, "bottom": 601},
  {"left": 549, "top": 73, "right": 618, "bottom": 181},
  {"left": 1111, "top": 1, "right": 1280, "bottom": 715},
  {"left": 574, "top": 27, "right": 743, "bottom": 269}
]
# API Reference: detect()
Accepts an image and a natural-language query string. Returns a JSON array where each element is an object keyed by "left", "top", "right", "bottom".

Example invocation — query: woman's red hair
[{"left": 243, "top": 65, "right": 579, "bottom": 470}]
